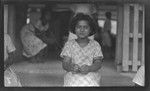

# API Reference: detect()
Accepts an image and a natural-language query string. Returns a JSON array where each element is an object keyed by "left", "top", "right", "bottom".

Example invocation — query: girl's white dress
[{"left": 60, "top": 39, "right": 103, "bottom": 86}]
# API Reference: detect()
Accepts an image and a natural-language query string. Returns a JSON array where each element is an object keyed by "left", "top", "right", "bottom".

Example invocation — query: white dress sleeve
[
  {"left": 93, "top": 41, "right": 103, "bottom": 60},
  {"left": 68, "top": 32, "right": 77, "bottom": 40},
  {"left": 60, "top": 41, "right": 72, "bottom": 58}
]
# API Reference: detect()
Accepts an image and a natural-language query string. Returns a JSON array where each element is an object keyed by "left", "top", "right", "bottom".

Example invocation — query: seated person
[
  {"left": 20, "top": 8, "right": 47, "bottom": 62},
  {"left": 4, "top": 33, "right": 22, "bottom": 87},
  {"left": 132, "top": 65, "right": 145, "bottom": 86}
]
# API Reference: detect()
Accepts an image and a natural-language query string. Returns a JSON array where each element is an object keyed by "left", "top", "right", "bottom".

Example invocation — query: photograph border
[{"left": 1, "top": 0, "right": 150, "bottom": 91}]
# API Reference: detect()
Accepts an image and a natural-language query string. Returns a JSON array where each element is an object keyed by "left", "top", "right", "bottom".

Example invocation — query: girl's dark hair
[
  {"left": 105, "top": 12, "right": 112, "bottom": 19},
  {"left": 69, "top": 13, "right": 97, "bottom": 36},
  {"left": 40, "top": 7, "right": 52, "bottom": 26}
]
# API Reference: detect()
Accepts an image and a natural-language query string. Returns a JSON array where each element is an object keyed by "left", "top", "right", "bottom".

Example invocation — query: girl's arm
[
  {"left": 89, "top": 58, "right": 103, "bottom": 72},
  {"left": 80, "top": 58, "right": 103, "bottom": 74},
  {"left": 62, "top": 57, "right": 80, "bottom": 73},
  {"left": 62, "top": 56, "right": 74, "bottom": 72}
]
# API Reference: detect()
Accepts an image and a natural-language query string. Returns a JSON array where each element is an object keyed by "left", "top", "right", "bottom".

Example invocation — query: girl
[
  {"left": 4, "top": 33, "right": 22, "bottom": 86},
  {"left": 60, "top": 13, "right": 103, "bottom": 86}
]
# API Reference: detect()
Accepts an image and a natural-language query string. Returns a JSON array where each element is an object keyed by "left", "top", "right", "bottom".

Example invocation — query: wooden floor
[{"left": 10, "top": 58, "right": 136, "bottom": 87}]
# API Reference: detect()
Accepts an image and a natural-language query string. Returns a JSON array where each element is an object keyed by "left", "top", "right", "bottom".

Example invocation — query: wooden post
[
  {"left": 122, "top": 4, "right": 145, "bottom": 72},
  {"left": 122, "top": 4, "right": 130, "bottom": 71},
  {"left": 8, "top": 4, "right": 16, "bottom": 46},
  {"left": 115, "top": 4, "right": 123, "bottom": 72},
  {"left": 142, "top": 5, "right": 145, "bottom": 66},
  {"left": 4, "top": 5, "right": 8, "bottom": 34},
  {"left": 132, "top": 4, "right": 139, "bottom": 71}
]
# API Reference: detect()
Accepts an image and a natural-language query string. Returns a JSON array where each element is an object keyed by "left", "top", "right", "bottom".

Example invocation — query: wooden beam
[
  {"left": 132, "top": 4, "right": 139, "bottom": 71},
  {"left": 129, "top": 33, "right": 142, "bottom": 38},
  {"left": 4, "top": 5, "right": 8, "bottom": 34},
  {"left": 122, "top": 4, "right": 130, "bottom": 71},
  {"left": 128, "top": 60, "right": 141, "bottom": 65},
  {"left": 8, "top": 5, "right": 16, "bottom": 47},
  {"left": 115, "top": 5, "right": 123, "bottom": 72},
  {"left": 142, "top": 4, "right": 145, "bottom": 66}
]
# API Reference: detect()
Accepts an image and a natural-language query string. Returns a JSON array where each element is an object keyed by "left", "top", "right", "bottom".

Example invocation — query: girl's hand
[
  {"left": 71, "top": 63, "right": 80, "bottom": 74},
  {"left": 80, "top": 65, "right": 90, "bottom": 75}
]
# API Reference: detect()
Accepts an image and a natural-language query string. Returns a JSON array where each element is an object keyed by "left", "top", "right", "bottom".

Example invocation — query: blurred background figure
[
  {"left": 34, "top": 7, "right": 61, "bottom": 59},
  {"left": 102, "top": 12, "right": 112, "bottom": 59},
  {"left": 20, "top": 8, "right": 47, "bottom": 63}
]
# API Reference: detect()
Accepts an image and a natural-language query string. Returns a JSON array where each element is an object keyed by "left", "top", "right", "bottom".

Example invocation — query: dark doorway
[{"left": 46, "top": 10, "right": 72, "bottom": 60}]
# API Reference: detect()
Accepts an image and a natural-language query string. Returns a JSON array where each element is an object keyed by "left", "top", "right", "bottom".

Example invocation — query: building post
[
  {"left": 7, "top": 4, "right": 16, "bottom": 47},
  {"left": 115, "top": 4, "right": 124, "bottom": 72}
]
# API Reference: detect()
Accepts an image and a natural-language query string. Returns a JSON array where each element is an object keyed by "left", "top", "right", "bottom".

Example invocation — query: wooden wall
[
  {"left": 4, "top": 5, "right": 8, "bottom": 34},
  {"left": 122, "top": 4, "right": 145, "bottom": 72},
  {"left": 7, "top": 5, "right": 16, "bottom": 47}
]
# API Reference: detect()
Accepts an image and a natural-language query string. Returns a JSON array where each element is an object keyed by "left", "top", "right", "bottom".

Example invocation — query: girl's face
[{"left": 75, "top": 20, "right": 91, "bottom": 39}]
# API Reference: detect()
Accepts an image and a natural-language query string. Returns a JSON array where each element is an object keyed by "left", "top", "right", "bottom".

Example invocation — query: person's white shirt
[
  {"left": 21, "top": 24, "right": 47, "bottom": 58},
  {"left": 4, "top": 33, "right": 16, "bottom": 61},
  {"left": 132, "top": 65, "right": 145, "bottom": 86}
]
